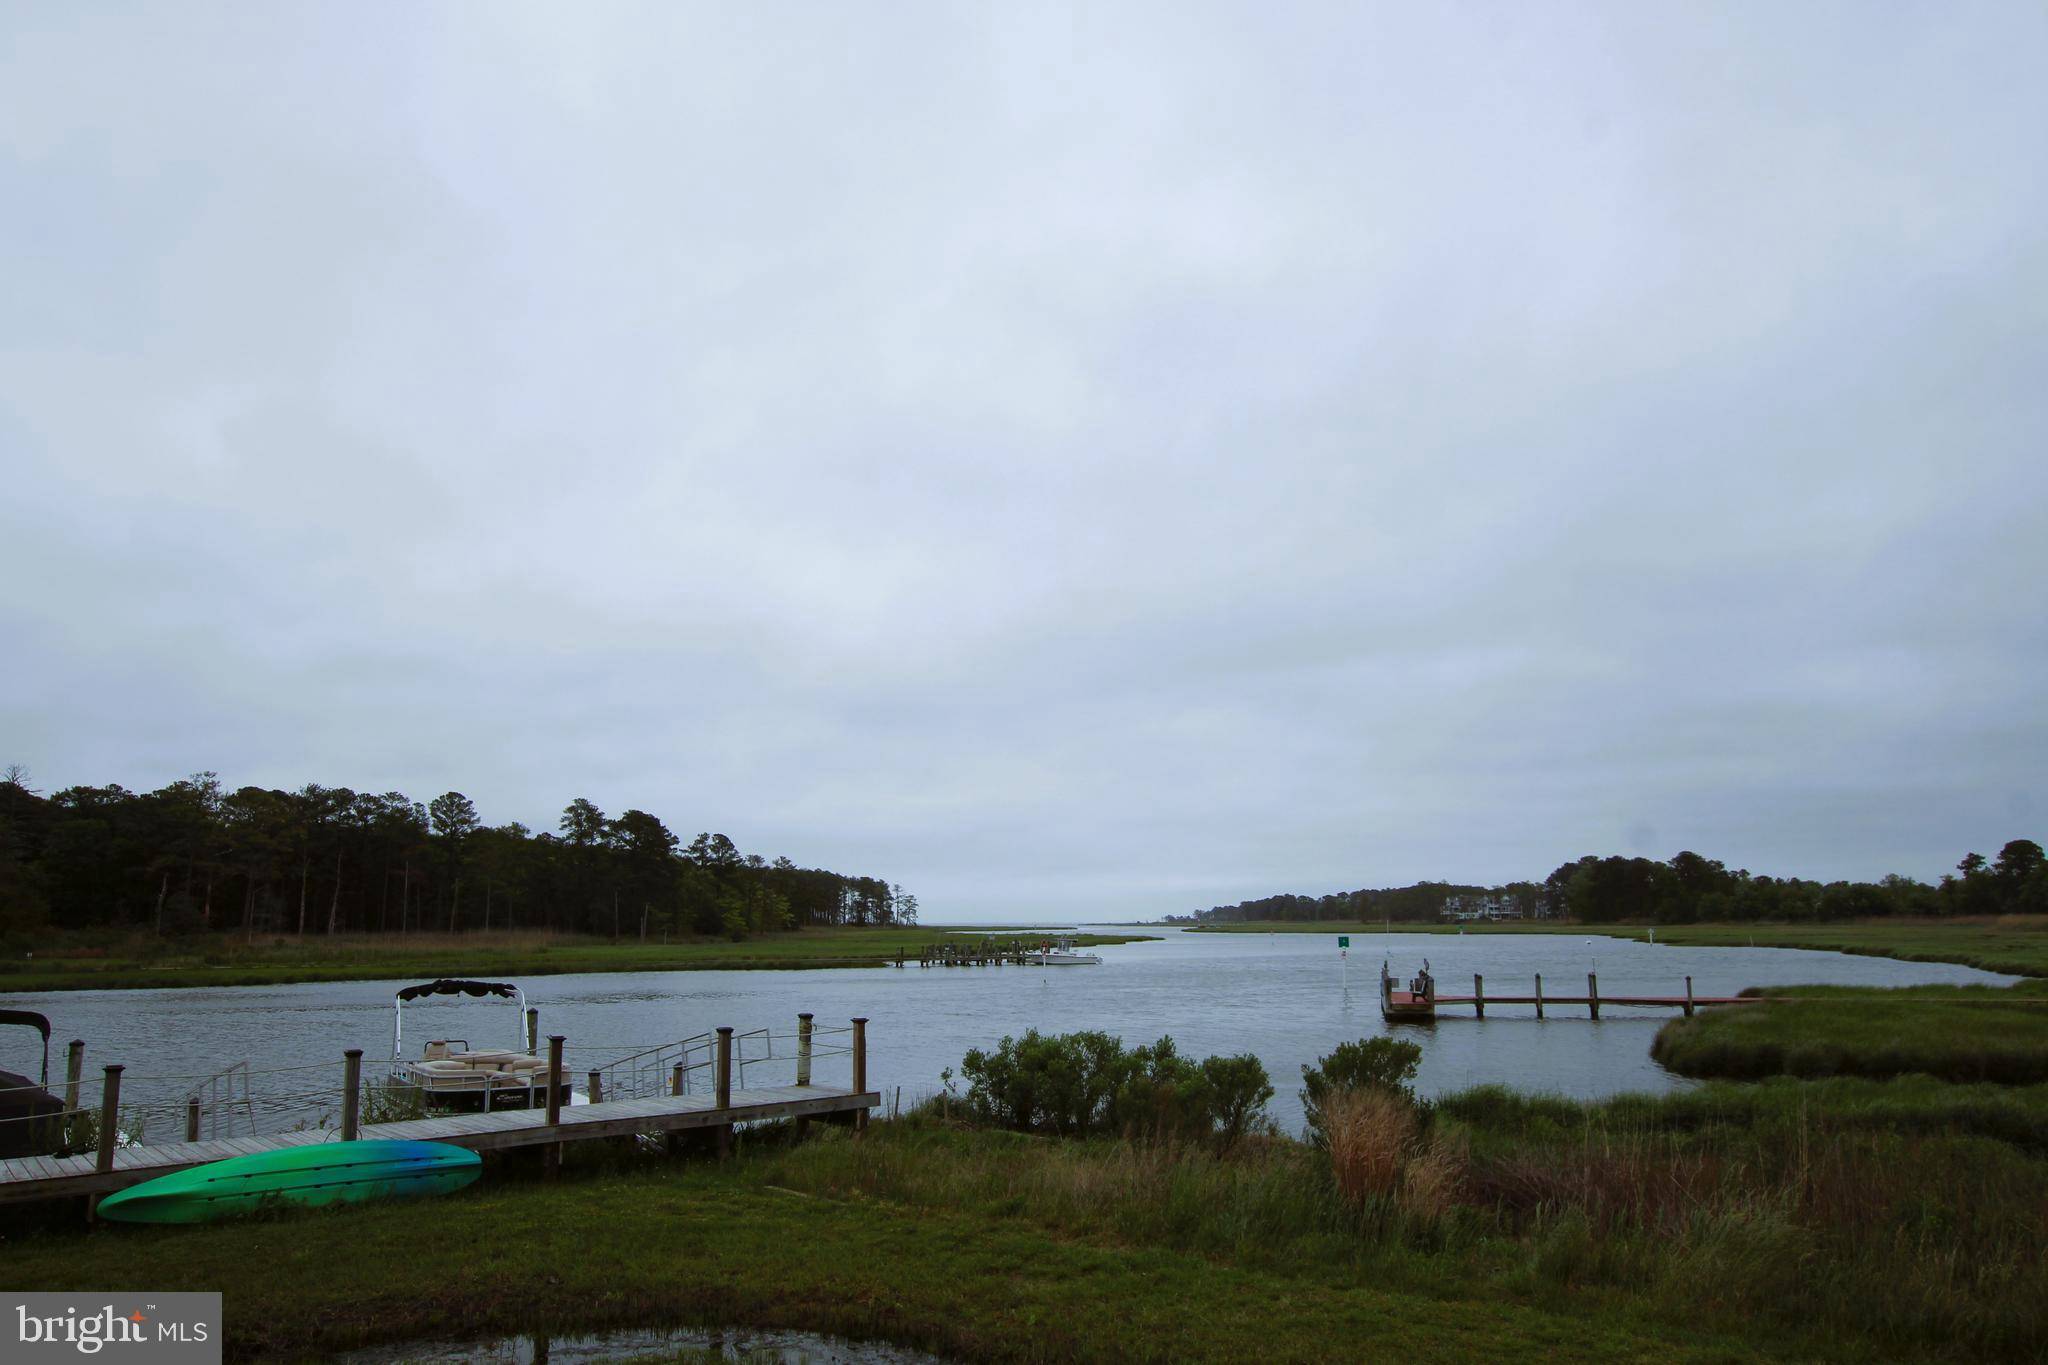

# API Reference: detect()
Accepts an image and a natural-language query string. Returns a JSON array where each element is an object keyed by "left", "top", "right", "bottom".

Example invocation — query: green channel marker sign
[{"left": 1338, "top": 936, "right": 1349, "bottom": 948}]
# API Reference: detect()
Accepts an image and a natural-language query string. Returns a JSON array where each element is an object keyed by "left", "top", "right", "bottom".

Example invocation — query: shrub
[
  {"left": 1203, "top": 1053, "right": 1276, "bottom": 1147},
  {"left": 957, "top": 1030, "right": 1272, "bottom": 1145},
  {"left": 1300, "top": 1037, "right": 1422, "bottom": 1147}
]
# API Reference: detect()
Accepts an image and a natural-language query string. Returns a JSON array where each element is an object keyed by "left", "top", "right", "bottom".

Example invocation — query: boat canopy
[
  {"left": 0, "top": 1010, "right": 50, "bottom": 1085},
  {"left": 392, "top": 981, "right": 527, "bottom": 1064},
  {"left": 395, "top": 979, "right": 520, "bottom": 1002}
]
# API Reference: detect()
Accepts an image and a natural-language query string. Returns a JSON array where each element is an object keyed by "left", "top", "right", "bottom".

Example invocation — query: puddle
[{"left": 336, "top": 1325, "right": 951, "bottom": 1364}]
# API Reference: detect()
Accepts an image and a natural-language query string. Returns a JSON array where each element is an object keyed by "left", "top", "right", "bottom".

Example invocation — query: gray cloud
[{"left": 4, "top": 4, "right": 2044, "bottom": 919}]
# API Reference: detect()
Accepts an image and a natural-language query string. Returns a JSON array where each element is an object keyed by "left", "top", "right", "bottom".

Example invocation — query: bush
[
  {"left": 957, "top": 1030, "right": 1271, "bottom": 1145},
  {"left": 1300, "top": 1037, "right": 1422, "bottom": 1147}
]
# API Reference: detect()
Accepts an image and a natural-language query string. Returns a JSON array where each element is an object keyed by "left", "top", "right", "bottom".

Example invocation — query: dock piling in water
[
  {"left": 1588, "top": 973, "right": 1600, "bottom": 1020},
  {"left": 64, "top": 1040, "right": 83, "bottom": 1118},
  {"left": 1685, "top": 976, "right": 1695, "bottom": 1017},
  {"left": 1474, "top": 973, "right": 1485, "bottom": 1019},
  {"left": 1534, "top": 973, "right": 1544, "bottom": 1019}
]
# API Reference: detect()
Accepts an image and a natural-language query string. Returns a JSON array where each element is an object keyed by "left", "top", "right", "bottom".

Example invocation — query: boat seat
[
  {"left": 423, "top": 1041, "right": 455, "bottom": 1060},
  {"left": 452, "top": 1050, "right": 517, "bottom": 1064},
  {"left": 500, "top": 1056, "right": 552, "bottom": 1071},
  {"left": 412, "top": 1059, "right": 473, "bottom": 1074}
]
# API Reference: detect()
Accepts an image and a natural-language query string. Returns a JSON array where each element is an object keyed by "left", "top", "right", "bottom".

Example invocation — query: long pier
[
  {"left": 1383, "top": 966, "right": 1757, "bottom": 1021},
  {"left": 0, "top": 1016, "right": 877, "bottom": 1209}
]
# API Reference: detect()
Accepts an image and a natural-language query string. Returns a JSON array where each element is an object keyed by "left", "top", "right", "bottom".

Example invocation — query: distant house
[{"left": 1440, "top": 894, "right": 1529, "bottom": 923}]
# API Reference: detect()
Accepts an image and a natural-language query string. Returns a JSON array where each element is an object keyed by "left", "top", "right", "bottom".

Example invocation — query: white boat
[
  {"left": 388, "top": 979, "right": 567, "bottom": 1111},
  {"left": 1027, "top": 935, "right": 1102, "bottom": 966}
]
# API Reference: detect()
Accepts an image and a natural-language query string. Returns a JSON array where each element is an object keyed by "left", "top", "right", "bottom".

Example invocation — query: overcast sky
[{"left": 3, "top": 5, "right": 2043, "bottom": 922}]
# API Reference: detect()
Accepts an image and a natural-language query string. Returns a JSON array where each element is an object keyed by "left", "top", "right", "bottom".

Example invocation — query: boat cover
[
  {"left": 0, "top": 1010, "right": 50, "bottom": 1042},
  {"left": 395, "top": 979, "right": 520, "bottom": 1001},
  {"left": 0, "top": 1068, "right": 64, "bottom": 1159},
  {"left": 0, "top": 1009, "right": 50, "bottom": 1085}
]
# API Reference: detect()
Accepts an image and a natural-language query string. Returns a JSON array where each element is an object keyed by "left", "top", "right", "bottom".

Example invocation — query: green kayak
[{"left": 96, "top": 1140, "right": 481, "bottom": 1224}]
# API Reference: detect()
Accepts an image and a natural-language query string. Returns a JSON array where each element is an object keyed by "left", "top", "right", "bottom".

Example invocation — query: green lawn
[{"left": 0, "top": 927, "right": 1157, "bottom": 993}]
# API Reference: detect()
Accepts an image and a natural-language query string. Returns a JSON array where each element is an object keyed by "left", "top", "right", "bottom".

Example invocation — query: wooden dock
[
  {"left": 0, "top": 1081, "right": 876, "bottom": 1205},
  {"left": 1382, "top": 965, "right": 1757, "bottom": 1021},
  {"left": 0, "top": 1015, "right": 878, "bottom": 1210}
]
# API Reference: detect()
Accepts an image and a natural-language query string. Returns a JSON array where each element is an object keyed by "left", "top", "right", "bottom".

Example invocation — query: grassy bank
[
  {"left": 1185, "top": 916, "right": 2048, "bottom": 977},
  {"left": 0, "top": 927, "right": 1157, "bottom": 994},
  {"left": 1651, "top": 981, "right": 2048, "bottom": 1083},
  {"left": 8, "top": 1081, "right": 2045, "bottom": 1362},
  {"left": 0, "top": 1129, "right": 1754, "bottom": 1364}
]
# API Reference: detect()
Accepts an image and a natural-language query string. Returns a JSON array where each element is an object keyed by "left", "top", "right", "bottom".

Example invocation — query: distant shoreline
[
  {"left": 1168, "top": 917, "right": 2048, "bottom": 977},
  {"left": 0, "top": 927, "right": 1162, "bottom": 995}
]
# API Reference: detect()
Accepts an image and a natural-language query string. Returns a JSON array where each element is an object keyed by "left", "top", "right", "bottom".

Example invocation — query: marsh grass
[
  {"left": 761, "top": 1087, "right": 2048, "bottom": 1359},
  {"left": 5, "top": 1092, "right": 2043, "bottom": 1360},
  {"left": 1652, "top": 982, "right": 2048, "bottom": 1083}
]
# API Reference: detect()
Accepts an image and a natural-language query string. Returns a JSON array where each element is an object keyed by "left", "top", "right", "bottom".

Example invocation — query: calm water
[{"left": 0, "top": 928, "right": 2014, "bottom": 1137}]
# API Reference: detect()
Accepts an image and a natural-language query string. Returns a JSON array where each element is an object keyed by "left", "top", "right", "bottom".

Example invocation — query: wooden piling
[
  {"left": 185, "top": 1095, "right": 200, "bottom": 1143},
  {"left": 95, "top": 1066, "right": 122, "bottom": 1173},
  {"left": 671, "top": 1062, "right": 684, "bottom": 1097},
  {"left": 588, "top": 1070, "right": 603, "bottom": 1105},
  {"left": 852, "top": 1017, "right": 869, "bottom": 1135},
  {"left": 88, "top": 1064, "right": 122, "bottom": 1221},
  {"left": 794, "top": 1013, "right": 815, "bottom": 1138},
  {"left": 1684, "top": 976, "right": 1695, "bottom": 1017},
  {"left": 1534, "top": 973, "right": 1544, "bottom": 1019},
  {"left": 715, "top": 1027, "right": 734, "bottom": 1159},
  {"left": 544, "top": 1035, "right": 564, "bottom": 1178},
  {"left": 526, "top": 1008, "right": 540, "bottom": 1056},
  {"left": 64, "top": 1039, "right": 84, "bottom": 1117},
  {"left": 1473, "top": 973, "right": 1485, "bottom": 1019},
  {"left": 1588, "top": 972, "right": 1600, "bottom": 1020},
  {"left": 342, "top": 1049, "right": 362, "bottom": 1141}
]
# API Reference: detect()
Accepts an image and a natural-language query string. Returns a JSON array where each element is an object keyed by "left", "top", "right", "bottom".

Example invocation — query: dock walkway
[{"left": 0, "top": 1082, "right": 876, "bottom": 1205}]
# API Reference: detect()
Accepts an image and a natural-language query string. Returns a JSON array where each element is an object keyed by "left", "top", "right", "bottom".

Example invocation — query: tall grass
[{"left": 762, "top": 1082, "right": 2048, "bottom": 1360}]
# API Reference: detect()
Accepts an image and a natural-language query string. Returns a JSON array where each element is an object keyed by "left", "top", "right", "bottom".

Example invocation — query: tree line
[
  {"left": 0, "top": 767, "right": 916, "bottom": 941},
  {"left": 1178, "top": 839, "right": 2048, "bottom": 925},
  {"left": 1170, "top": 881, "right": 1544, "bottom": 926}
]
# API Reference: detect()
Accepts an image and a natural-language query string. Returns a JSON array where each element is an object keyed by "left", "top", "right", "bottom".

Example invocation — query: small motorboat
[
  {"left": 389, "top": 980, "right": 568, "bottom": 1111},
  {"left": 0, "top": 1009, "right": 66, "bottom": 1158},
  {"left": 1027, "top": 935, "right": 1103, "bottom": 966}
]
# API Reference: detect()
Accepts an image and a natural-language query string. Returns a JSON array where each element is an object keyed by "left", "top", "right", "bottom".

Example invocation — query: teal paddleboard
[{"left": 97, "top": 1140, "right": 481, "bottom": 1224}]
